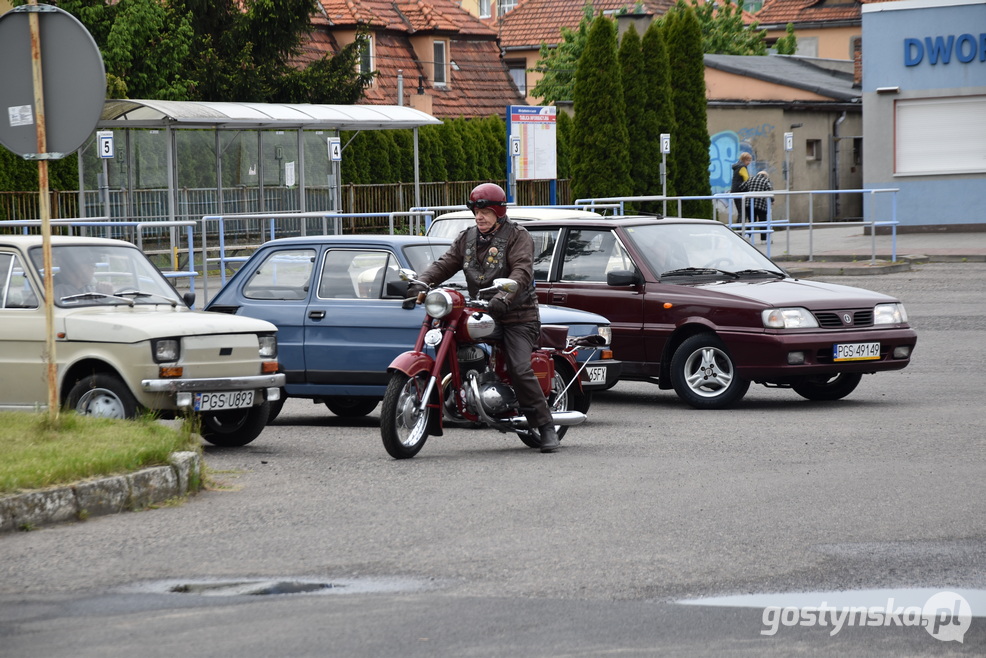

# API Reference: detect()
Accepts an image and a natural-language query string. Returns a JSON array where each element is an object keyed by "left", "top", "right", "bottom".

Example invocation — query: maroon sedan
[{"left": 525, "top": 217, "right": 917, "bottom": 409}]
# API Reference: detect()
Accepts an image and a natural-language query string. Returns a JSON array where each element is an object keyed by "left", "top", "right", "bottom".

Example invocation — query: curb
[
  {"left": 0, "top": 451, "right": 202, "bottom": 534},
  {"left": 783, "top": 261, "right": 913, "bottom": 277}
]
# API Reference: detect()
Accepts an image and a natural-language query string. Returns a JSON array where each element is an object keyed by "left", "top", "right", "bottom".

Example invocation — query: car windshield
[
  {"left": 30, "top": 244, "right": 184, "bottom": 307},
  {"left": 426, "top": 217, "right": 472, "bottom": 239},
  {"left": 622, "top": 223, "right": 785, "bottom": 280},
  {"left": 403, "top": 244, "right": 467, "bottom": 287}
]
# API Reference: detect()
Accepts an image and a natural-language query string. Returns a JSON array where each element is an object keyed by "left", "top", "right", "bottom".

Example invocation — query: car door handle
[
  {"left": 551, "top": 292, "right": 567, "bottom": 303},
  {"left": 308, "top": 310, "right": 325, "bottom": 320}
]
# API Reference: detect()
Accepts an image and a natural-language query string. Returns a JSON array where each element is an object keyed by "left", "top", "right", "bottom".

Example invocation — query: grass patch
[{"left": 0, "top": 411, "right": 200, "bottom": 495}]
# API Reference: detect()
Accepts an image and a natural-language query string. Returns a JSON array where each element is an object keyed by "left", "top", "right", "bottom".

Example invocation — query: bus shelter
[{"left": 78, "top": 99, "right": 441, "bottom": 238}]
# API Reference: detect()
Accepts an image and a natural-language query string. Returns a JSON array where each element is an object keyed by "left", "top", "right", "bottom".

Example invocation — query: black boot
[{"left": 539, "top": 423, "right": 560, "bottom": 453}]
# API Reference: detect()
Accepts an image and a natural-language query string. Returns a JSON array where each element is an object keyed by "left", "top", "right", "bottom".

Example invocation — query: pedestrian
[
  {"left": 741, "top": 170, "right": 774, "bottom": 242},
  {"left": 730, "top": 152, "right": 752, "bottom": 219},
  {"left": 403, "top": 183, "right": 561, "bottom": 452}
]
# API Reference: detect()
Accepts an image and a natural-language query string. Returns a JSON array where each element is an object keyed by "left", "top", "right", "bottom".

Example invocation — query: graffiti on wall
[{"left": 708, "top": 124, "right": 775, "bottom": 195}]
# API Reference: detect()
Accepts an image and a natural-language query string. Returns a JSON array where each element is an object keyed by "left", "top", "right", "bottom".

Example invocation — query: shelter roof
[
  {"left": 704, "top": 53, "right": 859, "bottom": 101},
  {"left": 98, "top": 99, "right": 442, "bottom": 131}
]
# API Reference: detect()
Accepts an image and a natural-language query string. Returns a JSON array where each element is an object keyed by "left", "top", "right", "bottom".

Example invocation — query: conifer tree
[
  {"left": 619, "top": 24, "right": 658, "bottom": 214},
  {"left": 641, "top": 20, "right": 676, "bottom": 213},
  {"left": 571, "top": 16, "right": 632, "bottom": 202},
  {"left": 663, "top": 5, "right": 713, "bottom": 217}
]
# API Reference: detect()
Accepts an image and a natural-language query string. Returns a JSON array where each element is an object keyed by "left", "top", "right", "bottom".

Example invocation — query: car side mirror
[
  {"left": 183, "top": 291, "right": 196, "bottom": 308},
  {"left": 386, "top": 280, "right": 410, "bottom": 298},
  {"left": 607, "top": 270, "right": 642, "bottom": 287}
]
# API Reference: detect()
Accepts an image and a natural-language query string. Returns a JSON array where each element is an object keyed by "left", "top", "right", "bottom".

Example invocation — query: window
[
  {"left": 499, "top": 0, "right": 517, "bottom": 16},
  {"left": 506, "top": 59, "right": 526, "bottom": 96},
  {"left": 479, "top": 0, "right": 491, "bottom": 18},
  {"left": 319, "top": 249, "right": 397, "bottom": 300},
  {"left": 0, "top": 253, "right": 39, "bottom": 309},
  {"left": 806, "top": 139, "right": 823, "bottom": 162},
  {"left": 558, "top": 230, "right": 632, "bottom": 283},
  {"left": 359, "top": 35, "right": 373, "bottom": 76},
  {"left": 896, "top": 96, "right": 986, "bottom": 175},
  {"left": 528, "top": 229, "right": 560, "bottom": 281},
  {"left": 243, "top": 249, "right": 315, "bottom": 300},
  {"left": 433, "top": 41, "right": 447, "bottom": 86}
]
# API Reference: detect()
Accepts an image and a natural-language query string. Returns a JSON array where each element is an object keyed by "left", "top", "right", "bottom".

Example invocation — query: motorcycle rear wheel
[
  {"left": 519, "top": 367, "right": 574, "bottom": 449},
  {"left": 380, "top": 372, "right": 431, "bottom": 459}
]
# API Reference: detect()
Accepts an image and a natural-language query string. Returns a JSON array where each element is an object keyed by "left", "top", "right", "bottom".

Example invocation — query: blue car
[{"left": 205, "top": 235, "right": 620, "bottom": 420}]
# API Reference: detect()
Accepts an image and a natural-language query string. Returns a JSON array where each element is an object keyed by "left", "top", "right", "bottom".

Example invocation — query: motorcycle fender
[
  {"left": 387, "top": 351, "right": 435, "bottom": 378},
  {"left": 386, "top": 351, "right": 444, "bottom": 437}
]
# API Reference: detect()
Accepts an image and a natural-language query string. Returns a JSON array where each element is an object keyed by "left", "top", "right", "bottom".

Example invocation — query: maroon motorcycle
[{"left": 380, "top": 274, "right": 606, "bottom": 459}]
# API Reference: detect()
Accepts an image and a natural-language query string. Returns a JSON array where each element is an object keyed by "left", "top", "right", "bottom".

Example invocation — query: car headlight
[
  {"left": 424, "top": 289, "right": 454, "bottom": 318},
  {"left": 762, "top": 308, "right": 819, "bottom": 329},
  {"left": 597, "top": 325, "right": 612, "bottom": 345},
  {"left": 874, "top": 303, "right": 908, "bottom": 325},
  {"left": 152, "top": 338, "right": 180, "bottom": 363},
  {"left": 259, "top": 333, "right": 278, "bottom": 358}
]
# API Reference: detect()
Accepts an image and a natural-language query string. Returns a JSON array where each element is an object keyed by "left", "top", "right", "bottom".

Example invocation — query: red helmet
[{"left": 467, "top": 183, "right": 507, "bottom": 219}]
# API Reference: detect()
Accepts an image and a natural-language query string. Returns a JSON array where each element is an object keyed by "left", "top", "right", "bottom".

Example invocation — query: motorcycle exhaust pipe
[{"left": 505, "top": 411, "right": 587, "bottom": 429}]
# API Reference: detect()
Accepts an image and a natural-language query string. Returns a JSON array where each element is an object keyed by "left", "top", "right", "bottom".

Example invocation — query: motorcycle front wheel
[{"left": 380, "top": 372, "right": 432, "bottom": 459}]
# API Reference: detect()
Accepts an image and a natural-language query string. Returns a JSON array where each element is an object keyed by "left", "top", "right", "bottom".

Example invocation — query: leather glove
[
  {"left": 402, "top": 283, "right": 427, "bottom": 310},
  {"left": 488, "top": 296, "right": 508, "bottom": 319}
]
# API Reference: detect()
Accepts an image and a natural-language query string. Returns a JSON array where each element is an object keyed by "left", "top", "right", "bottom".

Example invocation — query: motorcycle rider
[{"left": 403, "top": 183, "right": 560, "bottom": 453}]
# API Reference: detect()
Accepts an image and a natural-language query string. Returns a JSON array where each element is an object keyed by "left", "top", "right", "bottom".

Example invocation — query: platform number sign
[
  {"left": 660, "top": 133, "right": 671, "bottom": 154},
  {"left": 97, "top": 130, "right": 114, "bottom": 159},
  {"left": 784, "top": 132, "right": 794, "bottom": 152},
  {"left": 328, "top": 137, "right": 342, "bottom": 162}
]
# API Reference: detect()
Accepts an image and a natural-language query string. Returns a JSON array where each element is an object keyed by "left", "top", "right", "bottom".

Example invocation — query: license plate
[
  {"left": 195, "top": 390, "right": 254, "bottom": 411},
  {"left": 833, "top": 342, "right": 881, "bottom": 362},
  {"left": 585, "top": 366, "right": 607, "bottom": 383}
]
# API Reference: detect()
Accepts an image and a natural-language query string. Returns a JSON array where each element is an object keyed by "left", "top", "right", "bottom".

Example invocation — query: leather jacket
[{"left": 417, "top": 218, "right": 540, "bottom": 324}]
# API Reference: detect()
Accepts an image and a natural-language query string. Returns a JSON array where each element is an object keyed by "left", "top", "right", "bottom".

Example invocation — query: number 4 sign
[{"left": 97, "top": 130, "right": 114, "bottom": 159}]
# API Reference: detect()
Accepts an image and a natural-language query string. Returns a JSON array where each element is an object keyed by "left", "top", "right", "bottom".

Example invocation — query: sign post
[
  {"left": 784, "top": 131, "right": 794, "bottom": 222},
  {"left": 327, "top": 137, "right": 342, "bottom": 216},
  {"left": 660, "top": 133, "right": 671, "bottom": 218},
  {"left": 0, "top": 3, "right": 106, "bottom": 421}
]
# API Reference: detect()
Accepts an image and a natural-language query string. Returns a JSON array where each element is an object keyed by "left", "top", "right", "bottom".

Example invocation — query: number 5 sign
[{"left": 97, "top": 130, "right": 114, "bottom": 159}]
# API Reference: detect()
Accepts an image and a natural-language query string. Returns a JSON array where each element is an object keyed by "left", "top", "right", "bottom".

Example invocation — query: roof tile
[{"left": 755, "top": 0, "right": 862, "bottom": 26}]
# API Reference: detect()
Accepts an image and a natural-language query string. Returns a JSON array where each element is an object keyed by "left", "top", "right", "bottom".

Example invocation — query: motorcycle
[{"left": 380, "top": 273, "right": 607, "bottom": 459}]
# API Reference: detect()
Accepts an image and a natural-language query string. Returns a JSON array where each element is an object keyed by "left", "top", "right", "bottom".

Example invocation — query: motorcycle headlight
[
  {"left": 874, "top": 303, "right": 908, "bottom": 325},
  {"left": 424, "top": 289, "right": 454, "bottom": 318},
  {"left": 762, "top": 307, "right": 819, "bottom": 329}
]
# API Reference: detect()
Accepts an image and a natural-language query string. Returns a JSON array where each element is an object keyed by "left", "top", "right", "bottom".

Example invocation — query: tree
[
  {"left": 18, "top": 0, "right": 195, "bottom": 99},
  {"left": 774, "top": 23, "right": 798, "bottom": 55},
  {"left": 663, "top": 5, "right": 713, "bottom": 218},
  {"left": 619, "top": 24, "right": 660, "bottom": 213},
  {"left": 641, "top": 20, "right": 676, "bottom": 210},
  {"left": 531, "top": 2, "right": 595, "bottom": 105},
  {"left": 687, "top": 0, "right": 767, "bottom": 56},
  {"left": 571, "top": 15, "right": 632, "bottom": 202}
]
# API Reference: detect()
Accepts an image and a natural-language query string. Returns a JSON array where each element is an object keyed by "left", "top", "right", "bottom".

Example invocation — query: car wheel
[
  {"left": 66, "top": 374, "right": 139, "bottom": 419},
  {"left": 323, "top": 396, "right": 380, "bottom": 417},
  {"left": 792, "top": 373, "right": 863, "bottom": 401},
  {"left": 200, "top": 401, "right": 270, "bottom": 447},
  {"left": 670, "top": 333, "right": 750, "bottom": 409}
]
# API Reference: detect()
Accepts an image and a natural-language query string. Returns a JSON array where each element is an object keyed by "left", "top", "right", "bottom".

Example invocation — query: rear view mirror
[{"left": 607, "top": 270, "right": 642, "bottom": 287}]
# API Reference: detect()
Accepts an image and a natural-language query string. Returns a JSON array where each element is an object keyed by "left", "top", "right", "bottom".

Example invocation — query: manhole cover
[{"left": 170, "top": 579, "right": 339, "bottom": 596}]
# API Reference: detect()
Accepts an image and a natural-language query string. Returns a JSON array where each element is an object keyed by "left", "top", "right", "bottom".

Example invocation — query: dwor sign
[{"left": 904, "top": 34, "right": 986, "bottom": 66}]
